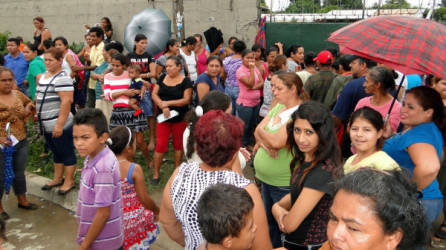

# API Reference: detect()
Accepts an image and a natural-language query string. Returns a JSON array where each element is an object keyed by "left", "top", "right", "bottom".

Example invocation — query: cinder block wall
[{"left": 0, "top": 0, "right": 259, "bottom": 49}]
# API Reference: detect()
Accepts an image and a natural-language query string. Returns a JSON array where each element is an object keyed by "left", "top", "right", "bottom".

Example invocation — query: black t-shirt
[
  {"left": 285, "top": 161, "right": 335, "bottom": 245},
  {"left": 156, "top": 74, "right": 192, "bottom": 123},
  {"left": 127, "top": 52, "right": 154, "bottom": 81}
]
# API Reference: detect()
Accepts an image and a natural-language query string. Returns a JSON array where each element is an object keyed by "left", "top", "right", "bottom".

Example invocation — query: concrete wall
[{"left": 0, "top": 0, "right": 259, "bottom": 49}]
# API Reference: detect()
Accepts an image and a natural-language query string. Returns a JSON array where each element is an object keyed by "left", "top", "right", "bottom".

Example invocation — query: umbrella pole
[{"left": 384, "top": 75, "right": 405, "bottom": 123}]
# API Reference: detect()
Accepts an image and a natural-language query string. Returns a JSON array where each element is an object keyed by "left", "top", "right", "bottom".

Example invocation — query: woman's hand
[
  {"left": 162, "top": 107, "right": 171, "bottom": 119},
  {"left": 52, "top": 123, "right": 63, "bottom": 138},
  {"left": 239, "top": 147, "right": 251, "bottom": 162},
  {"left": 272, "top": 203, "right": 288, "bottom": 232},
  {"left": 383, "top": 120, "right": 393, "bottom": 139},
  {"left": 24, "top": 103, "right": 35, "bottom": 117},
  {"left": 260, "top": 142, "right": 278, "bottom": 158},
  {"left": 0, "top": 137, "right": 11, "bottom": 147},
  {"left": 126, "top": 89, "right": 139, "bottom": 97}
]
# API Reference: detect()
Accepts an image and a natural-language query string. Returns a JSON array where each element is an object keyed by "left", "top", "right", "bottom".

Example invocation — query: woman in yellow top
[{"left": 343, "top": 107, "right": 399, "bottom": 174}]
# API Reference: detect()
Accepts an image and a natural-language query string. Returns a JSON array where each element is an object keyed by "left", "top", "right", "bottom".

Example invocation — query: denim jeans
[
  {"left": 415, "top": 198, "right": 443, "bottom": 250},
  {"left": 261, "top": 181, "right": 291, "bottom": 248},
  {"left": 0, "top": 139, "right": 28, "bottom": 199},
  {"left": 225, "top": 85, "right": 239, "bottom": 116},
  {"left": 236, "top": 103, "right": 261, "bottom": 147}
]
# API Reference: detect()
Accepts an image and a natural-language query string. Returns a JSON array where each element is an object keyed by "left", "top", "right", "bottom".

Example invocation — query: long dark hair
[
  {"left": 406, "top": 86, "right": 446, "bottom": 143},
  {"left": 185, "top": 91, "right": 231, "bottom": 159},
  {"left": 286, "top": 101, "right": 342, "bottom": 187}
]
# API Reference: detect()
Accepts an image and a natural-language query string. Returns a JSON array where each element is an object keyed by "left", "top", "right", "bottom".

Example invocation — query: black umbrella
[{"left": 204, "top": 27, "right": 224, "bottom": 53}]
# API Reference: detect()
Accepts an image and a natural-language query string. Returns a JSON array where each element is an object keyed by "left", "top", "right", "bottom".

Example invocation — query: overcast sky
[{"left": 265, "top": 0, "right": 435, "bottom": 11}]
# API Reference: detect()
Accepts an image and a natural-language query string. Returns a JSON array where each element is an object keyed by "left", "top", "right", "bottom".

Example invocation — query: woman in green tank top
[{"left": 253, "top": 71, "right": 304, "bottom": 247}]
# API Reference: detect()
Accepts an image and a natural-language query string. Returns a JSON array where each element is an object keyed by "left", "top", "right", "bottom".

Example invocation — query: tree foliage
[
  {"left": 381, "top": 0, "right": 411, "bottom": 9},
  {"left": 284, "top": 0, "right": 364, "bottom": 13}
]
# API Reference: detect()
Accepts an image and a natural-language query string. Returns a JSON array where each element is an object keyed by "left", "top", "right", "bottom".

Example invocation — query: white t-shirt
[{"left": 180, "top": 48, "right": 197, "bottom": 82}]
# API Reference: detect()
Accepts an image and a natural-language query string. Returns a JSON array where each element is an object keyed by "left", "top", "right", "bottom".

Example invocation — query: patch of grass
[{"left": 26, "top": 123, "right": 176, "bottom": 191}]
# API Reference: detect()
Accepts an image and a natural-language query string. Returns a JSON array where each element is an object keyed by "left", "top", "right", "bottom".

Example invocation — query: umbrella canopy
[
  {"left": 124, "top": 8, "right": 171, "bottom": 56},
  {"left": 328, "top": 16, "right": 446, "bottom": 79},
  {"left": 204, "top": 27, "right": 224, "bottom": 53}
]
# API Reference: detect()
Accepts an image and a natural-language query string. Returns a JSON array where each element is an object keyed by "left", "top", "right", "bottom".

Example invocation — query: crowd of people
[{"left": 0, "top": 15, "right": 445, "bottom": 250}]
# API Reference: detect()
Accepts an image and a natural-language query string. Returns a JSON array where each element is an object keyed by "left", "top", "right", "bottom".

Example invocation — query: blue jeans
[
  {"left": 415, "top": 198, "right": 443, "bottom": 250},
  {"left": 261, "top": 181, "right": 290, "bottom": 248},
  {"left": 17, "top": 83, "right": 30, "bottom": 98},
  {"left": 236, "top": 103, "right": 261, "bottom": 147},
  {"left": 225, "top": 85, "right": 239, "bottom": 116}
]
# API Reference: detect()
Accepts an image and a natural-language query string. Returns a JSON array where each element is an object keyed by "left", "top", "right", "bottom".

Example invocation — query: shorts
[
  {"left": 155, "top": 121, "right": 186, "bottom": 153},
  {"left": 140, "top": 90, "right": 154, "bottom": 117},
  {"left": 44, "top": 125, "right": 77, "bottom": 166}
]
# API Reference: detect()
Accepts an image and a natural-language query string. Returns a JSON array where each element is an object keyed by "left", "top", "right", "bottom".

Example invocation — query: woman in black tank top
[{"left": 33, "top": 16, "right": 52, "bottom": 55}]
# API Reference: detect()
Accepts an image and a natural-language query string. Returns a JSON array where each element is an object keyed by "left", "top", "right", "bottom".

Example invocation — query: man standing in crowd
[
  {"left": 86, "top": 27, "right": 105, "bottom": 108},
  {"left": 4, "top": 37, "right": 29, "bottom": 97},
  {"left": 303, "top": 50, "right": 337, "bottom": 106},
  {"left": 332, "top": 56, "right": 377, "bottom": 158}
]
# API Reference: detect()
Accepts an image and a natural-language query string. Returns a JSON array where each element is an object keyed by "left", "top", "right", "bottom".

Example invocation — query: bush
[
  {"left": 69, "top": 41, "right": 84, "bottom": 54},
  {"left": 0, "top": 31, "right": 11, "bottom": 55}
]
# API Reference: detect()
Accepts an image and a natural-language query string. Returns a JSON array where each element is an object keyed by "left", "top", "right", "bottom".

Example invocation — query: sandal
[
  {"left": 41, "top": 178, "right": 64, "bottom": 190},
  {"left": 150, "top": 178, "right": 160, "bottom": 185},
  {"left": 435, "top": 224, "right": 446, "bottom": 239},
  {"left": 431, "top": 238, "right": 446, "bottom": 248}
]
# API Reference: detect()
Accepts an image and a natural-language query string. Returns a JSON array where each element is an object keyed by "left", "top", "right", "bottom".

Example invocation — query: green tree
[
  {"left": 325, "top": 0, "right": 363, "bottom": 9},
  {"left": 284, "top": 0, "right": 321, "bottom": 13},
  {"left": 381, "top": 0, "right": 411, "bottom": 9}
]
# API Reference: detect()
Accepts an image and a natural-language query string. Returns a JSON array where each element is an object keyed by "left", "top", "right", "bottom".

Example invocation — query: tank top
[
  {"left": 62, "top": 54, "right": 73, "bottom": 79},
  {"left": 170, "top": 162, "right": 251, "bottom": 249},
  {"left": 180, "top": 48, "right": 197, "bottom": 82},
  {"left": 33, "top": 28, "right": 49, "bottom": 55},
  {"left": 196, "top": 49, "right": 207, "bottom": 75}
]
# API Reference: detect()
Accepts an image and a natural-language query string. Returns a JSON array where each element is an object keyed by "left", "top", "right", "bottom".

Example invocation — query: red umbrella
[{"left": 328, "top": 15, "right": 446, "bottom": 79}]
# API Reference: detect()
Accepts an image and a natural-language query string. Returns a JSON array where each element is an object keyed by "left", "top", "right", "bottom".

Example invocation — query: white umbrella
[{"left": 124, "top": 8, "right": 171, "bottom": 55}]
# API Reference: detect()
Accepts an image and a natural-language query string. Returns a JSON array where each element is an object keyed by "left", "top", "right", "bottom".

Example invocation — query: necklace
[{"left": 118, "top": 159, "right": 127, "bottom": 163}]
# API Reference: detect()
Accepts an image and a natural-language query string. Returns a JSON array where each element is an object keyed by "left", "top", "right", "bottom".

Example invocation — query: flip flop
[{"left": 57, "top": 186, "right": 76, "bottom": 195}]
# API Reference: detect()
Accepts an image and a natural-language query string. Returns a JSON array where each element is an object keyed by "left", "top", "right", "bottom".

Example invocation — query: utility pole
[
  {"left": 172, "top": 0, "right": 185, "bottom": 40},
  {"left": 377, "top": 0, "right": 382, "bottom": 16},
  {"left": 362, "top": 0, "right": 366, "bottom": 19}
]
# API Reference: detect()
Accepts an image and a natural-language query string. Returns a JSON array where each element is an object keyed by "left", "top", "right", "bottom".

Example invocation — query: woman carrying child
[
  {"left": 127, "top": 34, "right": 157, "bottom": 150},
  {"left": 103, "top": 53, "right": 153, "bottom": 168},
  {"left": 110, "top": 126, "right": 160, "bottom": 250}
]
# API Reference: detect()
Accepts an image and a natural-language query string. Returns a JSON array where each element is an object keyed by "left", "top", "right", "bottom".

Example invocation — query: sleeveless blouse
[
  {"left": 196, "top": 49, "right": 207, "bottom": 75},
  {"left": 170, "top": 162, "right": 251, "bottom": 249}
]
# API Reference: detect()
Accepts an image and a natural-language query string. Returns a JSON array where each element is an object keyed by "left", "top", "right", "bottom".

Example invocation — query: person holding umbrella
[{"left": 0, "top": 66, "right": 38, "bottom": 220}]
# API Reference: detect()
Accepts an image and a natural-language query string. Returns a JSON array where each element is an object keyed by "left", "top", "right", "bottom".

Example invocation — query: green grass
[{"left": 26, "top": 124, "right": 176, "bottom": 192}]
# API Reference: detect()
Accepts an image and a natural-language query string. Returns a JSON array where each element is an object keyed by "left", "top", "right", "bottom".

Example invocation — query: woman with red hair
[{"left": 160, "top": 110, "right": 272, "bottom": 250}]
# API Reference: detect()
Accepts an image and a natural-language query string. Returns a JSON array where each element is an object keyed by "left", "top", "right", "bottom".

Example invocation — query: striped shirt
[
  {"left": 103, "top": 71, "right": 131, "bottom": 108},
  {"left": 77, "top": 146, "right": 123, "bottom": 250},
  {"left": 35, "top": 70, "right": 73, "bottom": 132}
]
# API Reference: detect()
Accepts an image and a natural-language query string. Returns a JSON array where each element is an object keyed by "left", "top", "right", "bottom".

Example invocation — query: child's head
[
  {"left": 73, "top": 108, "right": 109, "bottom": 157},
  {"left": 111, "top": 53, "right": 128, "bottom": 76},
  {"left": 128, "top": 64, "right": 141, "bottom": 79},
  {"left": 109, "top": 126, "right": 135, "bottom": 157},
  {"left": 349, "top": 107, "right": 384, "bottom": 152},
  {"left": 197, "top": 184, "right": 256, "bottom": 249}
]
